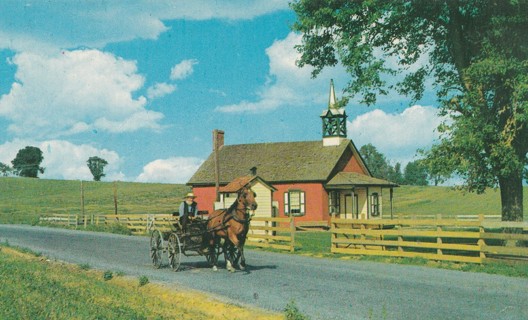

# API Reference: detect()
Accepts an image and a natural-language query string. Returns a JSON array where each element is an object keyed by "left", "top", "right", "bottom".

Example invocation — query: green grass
[
  {"left": 4, "top": 177, "right": 527, "bottom": 225},
  {"left": 2, "top": 177, "right": 527, "bottom": 278},
  {"left": 0, "top": 177, "right": 190, "bottom": 224},
  {"left": 383, "top": 185, "right": 528, "bottom": 217},
  {"left": 284, "top": 230, "right": 528, "bottom": 278},
  {"left": 0, "top": 245, "right": 281, "bottom": 320}
]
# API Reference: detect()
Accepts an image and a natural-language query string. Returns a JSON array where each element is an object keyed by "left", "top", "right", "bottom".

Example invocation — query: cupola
[{"left": 321, "top": 79, "right": 347, "bottom": 146}]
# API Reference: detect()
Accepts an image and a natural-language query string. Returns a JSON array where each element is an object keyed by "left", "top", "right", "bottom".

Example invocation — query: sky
[{"left": 0, "top": 1, "right": 445, "bottom": 184}]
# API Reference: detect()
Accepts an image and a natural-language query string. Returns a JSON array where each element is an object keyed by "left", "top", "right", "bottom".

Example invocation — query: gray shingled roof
[
  {"left": 326, "top": 172, "right": 398, "bottom": 188},
  {"left": 188, "top": 140, "right": 353, "bottom": 185}
]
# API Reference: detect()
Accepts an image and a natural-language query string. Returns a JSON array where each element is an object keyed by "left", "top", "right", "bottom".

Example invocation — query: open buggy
[
  {"left": 148, "top": 215, "right": 221, "bottom": 271},
  {"left": 148, "top": 185, "right": 257, "bottom": 272}
]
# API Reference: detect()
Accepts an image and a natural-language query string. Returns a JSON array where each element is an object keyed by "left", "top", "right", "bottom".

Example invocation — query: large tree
[
  {"left": 11, "top": 146, "right": 45, "bottom": 178},
  {"left": 87, "top": 156, "right": 108, "bottom": 181},
  {"left": 404, "top": 160, "right": 429, "bottom": 186},
  {"left": 291, "top": 0, "right": 528, "bottom": 221},
  {"left": 359, "top": 144, "right": 392, "bottom": 180}
]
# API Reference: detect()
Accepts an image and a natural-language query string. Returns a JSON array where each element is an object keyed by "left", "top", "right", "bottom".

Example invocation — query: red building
[{"left": 188, "top": 81, "right": 397, "bottom": 222}]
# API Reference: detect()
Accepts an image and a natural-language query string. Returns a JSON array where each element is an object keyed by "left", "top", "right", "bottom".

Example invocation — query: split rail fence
[{"left": 331, "top": 215, "right": 528, "bottom": 263}]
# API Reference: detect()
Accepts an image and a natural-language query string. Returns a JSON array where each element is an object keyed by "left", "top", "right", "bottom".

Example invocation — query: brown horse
[{"left": 207, "top": 185, "right": 257, "bottom": 272}]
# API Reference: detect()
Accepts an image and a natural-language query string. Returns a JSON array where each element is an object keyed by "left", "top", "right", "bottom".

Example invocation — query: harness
[{"left": 207, "top": 206, "right": 252, "bottom": 233}]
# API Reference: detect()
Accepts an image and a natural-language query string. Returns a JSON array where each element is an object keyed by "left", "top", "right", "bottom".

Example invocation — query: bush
[
  {"left": 103, "top": 271, "right": 113, "bottom": 281},
  {"left": 284, "top": 300, "right": 309, "bottom": 320},
  {"left": 138, "top": 276, "right": 149, "bottom": 287}
]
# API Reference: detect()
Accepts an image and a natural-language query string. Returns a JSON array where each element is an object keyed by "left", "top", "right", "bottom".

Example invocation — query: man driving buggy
[{"left": 179, "top": 192, "right": 198, "bottom": 232}]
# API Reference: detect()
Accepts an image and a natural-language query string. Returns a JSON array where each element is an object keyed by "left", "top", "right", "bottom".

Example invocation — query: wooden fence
[
  {"left": 246, "top": 216, "right": 295, "bottom": 253},
  {"left": 39, "top": 214, "right": 84, "bottom": 227},
  {"left": 40, "top": 213, "right": 296, "bottom": 252},
  {"left": 330, "top": 216, "right": 528, "bottom": 263}
]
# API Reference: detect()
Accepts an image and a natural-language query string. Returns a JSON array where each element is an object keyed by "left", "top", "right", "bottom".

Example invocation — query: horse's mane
[
  {"left": 226, "top": 187, "right": 248, "bottom": 214},
  {"left": 226, "top": 193, "right": 240, "bottom": 213}
]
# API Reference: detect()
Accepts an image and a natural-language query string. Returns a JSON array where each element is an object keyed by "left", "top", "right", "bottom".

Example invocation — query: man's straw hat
[{"left": 184, "top": 192, "right": 196, "bottom": 199}]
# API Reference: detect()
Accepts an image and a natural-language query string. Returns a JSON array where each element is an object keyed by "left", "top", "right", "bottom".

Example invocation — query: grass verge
[{"left": 0, "top": 245, "right": 281, "bottom": 320}]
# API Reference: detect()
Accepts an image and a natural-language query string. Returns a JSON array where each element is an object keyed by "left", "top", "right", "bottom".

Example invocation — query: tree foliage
[
  {"left": 359, "top": 144, "right": 392, "bottom": 180},
  {"left": 87, "top": 156, "right": 108, "bottom": 182},
  {"left": 291, "top": 0, "right": 528, "bottom": 221},
  {"left": 360, "top": 144, "right": 427, "bottom": 186},
  {"left": 0, "top": 162, "right": 12, "bottom": 177},
  {"left": 11, "top": 146, "right": 45, "bottom": 178},
  {"left": 404, "top": 160, "right": 428, "bottom": 186}
]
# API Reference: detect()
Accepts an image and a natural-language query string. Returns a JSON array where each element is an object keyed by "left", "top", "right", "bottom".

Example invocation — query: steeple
[
  {"left": 321, "top": 79, "right": 347, "bottom": 146},
  {"left": 328, "top": 79, "right": 337, "bottom": 109}
]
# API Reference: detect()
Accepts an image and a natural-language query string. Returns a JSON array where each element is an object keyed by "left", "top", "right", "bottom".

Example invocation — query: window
[
  {"left": 284, "top": 190, "right": 305, "bottom": 216},
  {"left": 328, "top": 191, "right": 340, "bottom": 215},
  {"left": 371, "top": 193, "right": 380, "bottom": 217}
]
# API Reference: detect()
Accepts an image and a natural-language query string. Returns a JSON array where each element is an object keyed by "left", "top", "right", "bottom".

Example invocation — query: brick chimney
[
  {"left": 213, "top": 129, "right": 224, "bottom": 201},
  {"left": 213, "top": 129, "right": 224, "bottom": 151}
]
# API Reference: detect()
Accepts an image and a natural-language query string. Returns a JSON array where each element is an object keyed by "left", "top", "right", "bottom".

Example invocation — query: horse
[{"left": 207, "top": 185, "right": 257, "bottom": 272}]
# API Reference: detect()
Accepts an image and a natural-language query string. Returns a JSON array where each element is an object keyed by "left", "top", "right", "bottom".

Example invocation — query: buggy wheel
[
  {"left": 205, "top": 243, "right": 221, "bottom": 267},
  {"left": 150, "top": 229, "right": 163, "bottom": 269},
  {"left": 168, "top": 233, "right": 182, "bottom": 271},
  {"left": 224, "top": 241, "right": 240, "bottom": 266}
]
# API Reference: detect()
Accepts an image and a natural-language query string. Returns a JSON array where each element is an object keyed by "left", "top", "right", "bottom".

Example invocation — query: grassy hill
[
  {"left": 0, "top": 177, "right": 190, "bottom": 224},
  {"left": 385, "top": 185, "right": 527, "bottom": 217},
  {"left": 2, "top": 177, "right": 527, "bottom": 224}
]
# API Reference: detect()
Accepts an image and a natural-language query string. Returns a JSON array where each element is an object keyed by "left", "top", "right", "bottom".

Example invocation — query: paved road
[{"left": 1, "top": 225, "right": 527, "bottom": 320}]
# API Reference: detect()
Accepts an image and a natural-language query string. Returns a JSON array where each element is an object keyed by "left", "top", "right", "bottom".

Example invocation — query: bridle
[{"left": 207, "top": 188, "right": 255, "bottom": 232}]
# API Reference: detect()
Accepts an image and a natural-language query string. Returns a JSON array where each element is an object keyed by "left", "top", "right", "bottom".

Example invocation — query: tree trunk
[{"left": 498, "top": 174, "right": 524, "bottom": 222}]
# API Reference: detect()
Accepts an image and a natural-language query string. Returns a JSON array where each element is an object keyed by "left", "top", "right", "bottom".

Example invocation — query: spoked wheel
[
  {"left": 150, "top": 229, "right": 163, "bottom": 269},
  {"left": 205, "top": 243, "right": 221, "bottom": 267},
  {"left": 224, "top": 242, "right": 240, "bottom": 266},
  {"left": 167, "top": 233, "right": 182, "bottom": 271}
]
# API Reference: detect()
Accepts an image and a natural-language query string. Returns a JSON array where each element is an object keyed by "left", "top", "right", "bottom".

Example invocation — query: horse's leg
[
  {"left": 238, "top": 237, "right": 246, "bottom": 270},
  {"left": 223, "top": 241, "right": 236, "bottom": 272},
  {"left": 209, "top": 235, "right": 218, "bottom": 271},
  {"left": 227, "top": 232, "right": 245, "bottom": 272}
]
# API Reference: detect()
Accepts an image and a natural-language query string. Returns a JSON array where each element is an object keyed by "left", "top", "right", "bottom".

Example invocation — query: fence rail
[
  {"left": 40, "top": 213, "right": 296, "bottom": 252},
  {"left": 331, "top": 216, "right": 528, "bottom": 264},
  {"left": 246, "top": 216, "right": 295, "bottom": 253}
]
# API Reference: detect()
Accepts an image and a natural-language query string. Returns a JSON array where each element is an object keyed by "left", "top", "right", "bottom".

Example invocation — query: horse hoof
[
  {"left": 212, "top": 266, "right": 218, "bottom": 272},
  {"left": 228, "top": 267, "right": 235, "bottom": 273}
]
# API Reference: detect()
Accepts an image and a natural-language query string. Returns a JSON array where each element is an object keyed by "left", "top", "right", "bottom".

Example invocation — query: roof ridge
[{"left": 222, "top": 140, "right": 336, "bottom": 147}]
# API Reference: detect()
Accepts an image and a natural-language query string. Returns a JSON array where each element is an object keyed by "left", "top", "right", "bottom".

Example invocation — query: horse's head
[{"left": 238, "top": 186, "right": 258, "bottom": 211}]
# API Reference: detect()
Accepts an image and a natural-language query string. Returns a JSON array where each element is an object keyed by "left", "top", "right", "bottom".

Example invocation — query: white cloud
[
  {"left": 136, "top": 157, "right": 204, "bottom": 184},
  {"left": 0, "top": 1, "right": 289, "bottom": 53},
  {"left": 215, "top": 32, "right": 349, "bottom": 113},
  {"left": 0, "top": 139, "right": 124, "bottom": 181},
  {"left": 348, "top": 105, "right": 446, "bottom": 164},
  {"left": 0, "top": 49, "right": 163, "bottom": 138},
  {"left": 147, "top": 82, "right": 177, "bottom": 99},
  {"left": 170, "top": 59, "right": 199, "bottom": 81}
]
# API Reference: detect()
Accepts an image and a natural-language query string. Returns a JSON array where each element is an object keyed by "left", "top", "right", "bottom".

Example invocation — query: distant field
[
  {"left": 0, "top": 177, "right": 190, "bottom": 224},
  {"left": 2, "top": 177, "right": 527, "bottom": 224},
  {"left": 384, "top": 185, "right": 528, "bottom": 217}
]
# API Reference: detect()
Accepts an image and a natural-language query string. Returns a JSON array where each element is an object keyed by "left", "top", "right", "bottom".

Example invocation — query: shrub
[
  {"left": 284, "top": 300, "right": 309, "bottom": 320},
  {"left": 138, "top": 276, "right": 149, "bottom": 287},
  {"left": 103, "top": 271, "right": 113, "bottom": 281}
]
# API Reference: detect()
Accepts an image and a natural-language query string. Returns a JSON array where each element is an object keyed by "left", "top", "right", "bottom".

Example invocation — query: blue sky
[{"left": 0, "top": 1, "right": 443, "bottom": 183}]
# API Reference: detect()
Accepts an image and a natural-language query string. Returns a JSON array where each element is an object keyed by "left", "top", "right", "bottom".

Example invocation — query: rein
[{"left": 207, "top": 207, "right": 251, "bottom": 233}]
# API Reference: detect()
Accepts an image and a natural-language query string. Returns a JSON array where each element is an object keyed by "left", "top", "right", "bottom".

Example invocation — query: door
[{"left": 344, "top": 195, "right": 353, "bottom": 219}]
